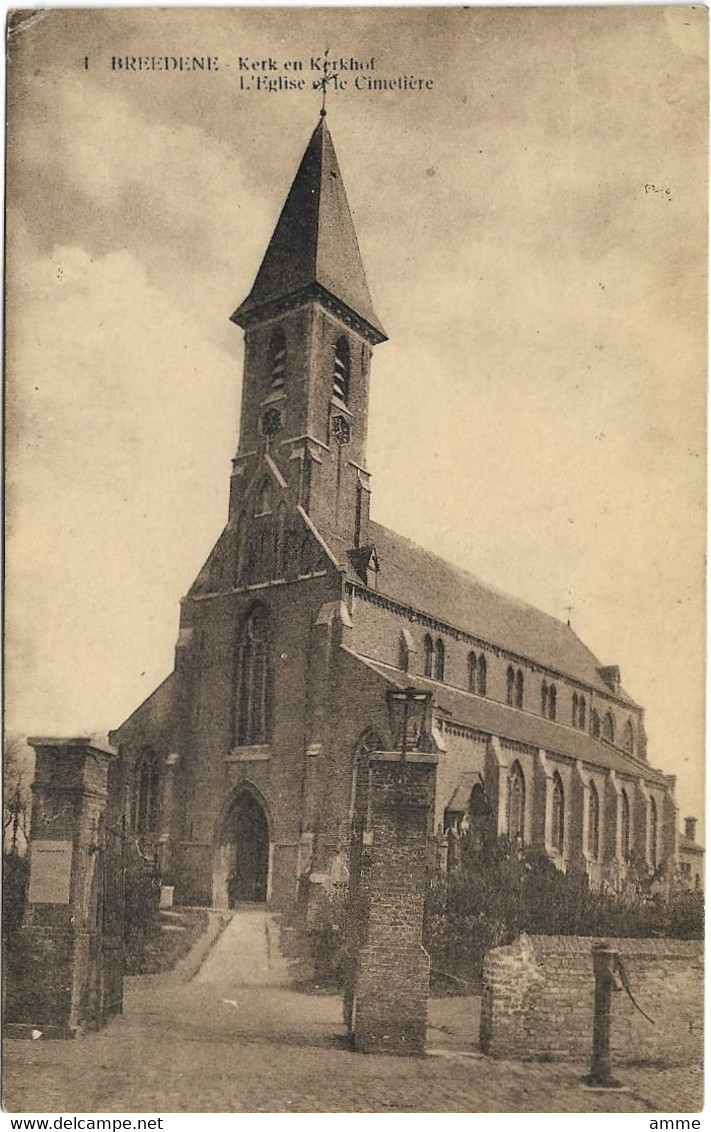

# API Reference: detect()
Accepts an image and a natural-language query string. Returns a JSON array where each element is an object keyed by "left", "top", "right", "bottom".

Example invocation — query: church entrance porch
[{"left": 213, "top": 789, "right": 271, "bottom": 908}]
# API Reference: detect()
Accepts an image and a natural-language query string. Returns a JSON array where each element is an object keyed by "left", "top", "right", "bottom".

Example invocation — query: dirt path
[{"left": 194, "top": 907, "right": 289, "bottom": 988}]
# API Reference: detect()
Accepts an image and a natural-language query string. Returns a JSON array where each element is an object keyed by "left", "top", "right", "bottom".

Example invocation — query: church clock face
[
  {"left": 331, "top": 414, "right": 351, "bottom": 446},
  {"left": 260, "top": 407, "right": 283, "bottom": 437}
]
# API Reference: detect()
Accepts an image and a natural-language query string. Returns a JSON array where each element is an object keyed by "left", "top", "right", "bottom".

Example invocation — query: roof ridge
[{"left": 368, "top": 519, "right": 581, "bottom": 638}]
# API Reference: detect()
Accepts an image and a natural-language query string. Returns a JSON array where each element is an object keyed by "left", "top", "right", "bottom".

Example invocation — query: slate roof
[
  {"left": 679, "top": 834, "right": 705, "bottom": 855},
  {"left": 346, "top": 652, "right": 666, "bottom": 784},
  {"left": 231, "top": 116, "right": 386, "bottom": 341},
  {"left": 321, "top": 519, "right": 636, "bottom": 705}
]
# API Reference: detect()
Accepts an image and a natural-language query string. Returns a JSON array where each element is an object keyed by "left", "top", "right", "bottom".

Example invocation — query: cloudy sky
[{"left": 6, "top": 8, "right": 707, "bottom": 828}]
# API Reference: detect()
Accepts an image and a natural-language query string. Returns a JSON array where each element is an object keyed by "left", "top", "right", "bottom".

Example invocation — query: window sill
[
  {"left": 227, "top": 746, "right": 271, "bottom": 763},
  {"left": 262, "top": 390, "right": 287, "bottom": 407}
]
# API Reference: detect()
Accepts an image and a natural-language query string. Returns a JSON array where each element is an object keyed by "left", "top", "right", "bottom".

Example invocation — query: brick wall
[{"left": 480, "top": 934, "right": 703, "bottom": 1066}]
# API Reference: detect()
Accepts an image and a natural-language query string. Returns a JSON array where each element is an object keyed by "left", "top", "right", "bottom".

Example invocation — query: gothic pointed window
[
  {"left": 333, "top": 337, "right": 351, "bottom": 405},
  {"left": 399, "top": 629, "right": 414, "bottom": 673},
  {"left": 234, "top": 512, "right": 247, "bottom": 587},
  {"left": 423, "top": 634, "right": 433, "bottom": 678},
  {"left": 649, "top": 796, "right": 658, "bottom": 868},
  {"left": 515, "top": 668, "right": 524, "bottom": 709},
  {"left": 579, "top": 695, "right": 586, "bottom": 731},
  {"left": 434, "top": 638, "right": 445, "bottom": 682},
  {"left": 298, "top": 536, "right": 311, "bottom": 577},
  {"left": 620, "top": 789, "right": 631, "bottom": 861},
  {"left": 134, "top": 748, "right": 160, "bottom": 839},
  {"left": 591, "top": 708, "right": 601, "bottom": 738},
  {"left": 468, "top": 652, "right": 477, "bottom": 693},
  {"left": 268, "top": 328, "right": 287, "bottom": 392},
  {"left": 478, "top": 654, "right": 487, "bottom": 696},
  {"left": 541, "top": 681, "right": 549, "bottom": 716},
  {"left": 602, "top": 710, "right": 615, "bottom": 744},
  {"left": 572, "top": 692, "right": 579, "bottom": 726},
  {"left": 274, "top": 503, "right": 286, "bottom": 580},
  {"left": 552, "top": 772, "right": 565, "bottom": 855},
  {"left": 254, "top": 479, "right": 272, "bottom": 517},
  {"left": 508, "top": 761, "right": 526, "bottom": 842},
  {"left": 588, "top": 781, "right": 600, "bottom": 860},
  {"left": 235, "top": 605, "right": 273, "bottom": 747},
  {"left": 350, "top": 729, "right": 382, "bottom": 848},
  {"left": 506, "top": 666, "right": 515, "bottom": 706},
  {"left": 623, "top": 719, "right": 634, "bottom": 755},
  {"left": 468, "top": 782, "right": 491, "bottom": 852},
  {"left": 549, "top": 684, "right": 557, "bottom": 721}
]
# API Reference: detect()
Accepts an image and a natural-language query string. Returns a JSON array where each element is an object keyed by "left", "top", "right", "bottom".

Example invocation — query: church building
[{"left": 110, "top": 114, "right": 681, "bottom": 910}]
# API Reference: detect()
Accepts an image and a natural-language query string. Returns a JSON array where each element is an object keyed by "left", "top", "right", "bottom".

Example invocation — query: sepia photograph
[{"left": 3, "top": 5, "right": 707, "bottom": 1117}]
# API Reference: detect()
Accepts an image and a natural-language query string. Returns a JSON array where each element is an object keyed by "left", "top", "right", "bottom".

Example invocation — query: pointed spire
[{"left": 232, "top": 117, "right": 387, "bottom": 342}]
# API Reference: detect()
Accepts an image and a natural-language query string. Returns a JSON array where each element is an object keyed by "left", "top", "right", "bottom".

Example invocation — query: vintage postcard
[{"left": 3, "top": 6, "right": 707, "bottom": 1119}]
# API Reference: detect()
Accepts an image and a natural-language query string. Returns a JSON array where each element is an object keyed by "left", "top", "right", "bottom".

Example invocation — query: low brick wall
[{"left": 480, "top": 934, "right": 703, "bottom": 1066}]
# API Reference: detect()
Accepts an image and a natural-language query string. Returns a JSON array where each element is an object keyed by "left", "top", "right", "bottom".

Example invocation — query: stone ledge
[{"left": 226, "top": 746, "right": 271, "bottom": 763}]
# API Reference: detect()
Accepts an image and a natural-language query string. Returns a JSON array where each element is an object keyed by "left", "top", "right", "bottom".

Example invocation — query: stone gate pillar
[
  {"left": 346, "top": 750, "right": 438, "bottom": 1056},
  {"left": 5, "top": 737, "right": 118, "bottom": 1038}
]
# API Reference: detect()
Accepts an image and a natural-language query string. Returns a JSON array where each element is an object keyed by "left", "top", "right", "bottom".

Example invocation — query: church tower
[{"left": 229, "top": 113, "right": 387, "bottom": 551}]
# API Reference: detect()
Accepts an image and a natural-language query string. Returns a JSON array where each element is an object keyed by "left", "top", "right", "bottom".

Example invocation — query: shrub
[{"left": 424, "top": 834, "right": 703, "bottom": 985}]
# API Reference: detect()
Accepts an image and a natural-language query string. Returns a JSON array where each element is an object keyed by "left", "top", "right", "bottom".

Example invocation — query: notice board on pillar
[{"left": 27, "top": 841, "right": 73, "bottom": 904}]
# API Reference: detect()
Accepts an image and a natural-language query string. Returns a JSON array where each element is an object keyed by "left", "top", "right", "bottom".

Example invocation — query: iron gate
[{"left": 98, "top": 815, "right": 126, "bottom": 1022}]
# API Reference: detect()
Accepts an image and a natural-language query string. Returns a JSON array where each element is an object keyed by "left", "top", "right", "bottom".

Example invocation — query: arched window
[
  {"left": 434, "top": 638, "right": 445, "bottom": 682},
  {"left": 515, "top": 669, "right": 524, "bottom": 709},
  {"left": 209, "top": 557, "right": 223, "bottom": 592},
  {"left": 579, "top": 695, "right": 586, "bottom": 730},
  {"left": 333, "top": 337, "right": 351, "bottom": 404},
  {"left": 423, "top": 634, "right": 433, "bottom": 678},
  {"left": 572, "top": 692, "right": 579, "bottom": 726},
  {"left": 541, "top": 680, "right": 549, "bottom": 716},
  {"left": 551, "top": 772, "right": 565, "bottom": 855},
  {"left": 468, "top": 652, "right": 477, "bottom": 692},
  {"left": 350, "top": 728, "right": 382, "bottom": 844},
  {"left": 234, "top": 512, "right": 247, "bottom": 587},
  {"left": 254, "top": 479, "right": 272, "bottom": 516},
  {"left": 620, "top": 789, "right": 631, "bottom": 861},
  {"left": 508, "top": 761, "right": 526, "bottom": 842},
  {"left": 298, "top": 536, "right": 311, "bottom": 576},
  {"left": 274, "top": 503, "right": 286, "bottom": 580},
  {"left": 478, "top": 654, "right": 487, "bottom": 696},
  {"left": 588, "top": 782, "right": 600, "bottom": 860},
  {"left": 235, "top": 606, "right": 272, "bottom": 747},
  {"left": 602, "top": 711, "right": 615, "bottom": 744},
  {"left": 649, "top": 796, "right": 658, "bottom": 868},
  {"left": 134, "top": 749, "right": 160, "bottom": 838},
  {"left": 268, "top": 328, "right": 287, "bottom": 391},
  {"left": 623, "top": 719, "right": 634, "bottom": 755},
  {"left": 506, "top": 666, "right": 515, "bottom": 706},
  {"left": 549, "top": 684, "right": 557, "bottom": 721},
  {"left": 468, "top": 782, "right": 491, "bottom": 852},
  {"left": 591, "top": 708, "right": 601, "bottom": 738}
]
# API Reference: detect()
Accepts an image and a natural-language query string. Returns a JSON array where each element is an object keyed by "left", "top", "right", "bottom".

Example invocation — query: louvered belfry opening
[
  {"left": 333, "top": 336, "right": 351, "bottom": 404},
  {"left": 269, "top": 328, "right": 286, "bottom": 391}
]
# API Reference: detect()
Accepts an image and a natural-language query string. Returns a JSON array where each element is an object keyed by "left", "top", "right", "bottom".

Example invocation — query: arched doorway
[{"left": 213, "top": 789, "right": 270, "bottom": 908}]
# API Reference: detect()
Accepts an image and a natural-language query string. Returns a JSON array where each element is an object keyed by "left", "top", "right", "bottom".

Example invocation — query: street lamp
[{"left": 386, "top": 687, "right": 432, "bottom": 760}]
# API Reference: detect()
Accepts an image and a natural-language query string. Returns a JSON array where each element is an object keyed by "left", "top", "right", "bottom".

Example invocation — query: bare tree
[{"left": 3, "top": 735, "right": 34, "bottom": 855}]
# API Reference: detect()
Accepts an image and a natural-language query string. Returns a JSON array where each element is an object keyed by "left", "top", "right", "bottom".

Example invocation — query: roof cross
[{"left": 315, "top": 47, "right": 339, "bottom": 116}]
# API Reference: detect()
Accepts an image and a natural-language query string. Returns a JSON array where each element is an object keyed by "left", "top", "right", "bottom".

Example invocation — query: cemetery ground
[{"left": 2, "top": 910, "right": 703, "bottom": 1115}]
